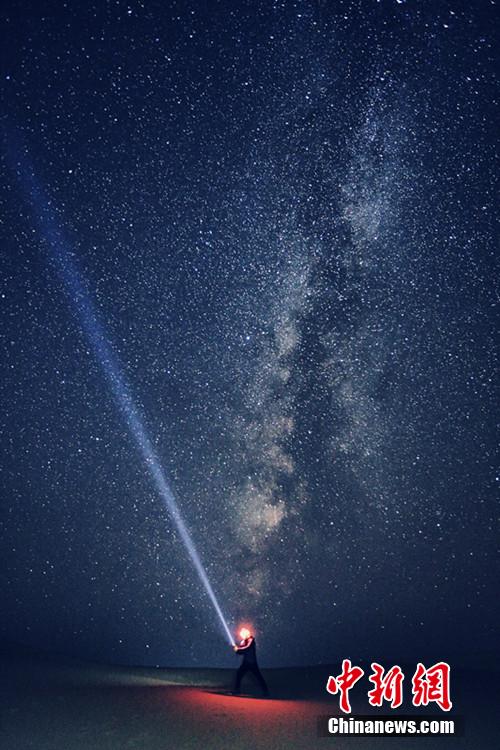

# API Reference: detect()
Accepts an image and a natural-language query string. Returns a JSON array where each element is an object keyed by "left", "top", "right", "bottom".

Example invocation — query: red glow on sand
[
  {"left": 146, "top": 684, "right": 329, "bottom": 746},
  {"left": 166, "top": 686, "right": 310, "bottom": 724}
]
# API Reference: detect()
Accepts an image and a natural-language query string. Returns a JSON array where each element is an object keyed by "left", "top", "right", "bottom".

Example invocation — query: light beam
[{"left": 9, "top": 145, "right": 235, "bottom": 647}]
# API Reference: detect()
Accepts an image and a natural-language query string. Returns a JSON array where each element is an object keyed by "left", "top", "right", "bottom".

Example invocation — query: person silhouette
[{"left": 232, "top": 627, "right": 269, "bottom": 697}]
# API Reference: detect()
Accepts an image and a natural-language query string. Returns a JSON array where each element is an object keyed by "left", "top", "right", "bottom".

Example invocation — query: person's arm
[{"left": 234, "top": 637, "right": 254, "bottom": 654}]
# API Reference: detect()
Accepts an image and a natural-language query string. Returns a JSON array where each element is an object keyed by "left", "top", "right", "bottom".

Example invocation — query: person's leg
[
  {"left": 250, "top": 665, "right": 269, "bottom": 696},
  {"left": 233, "top": 664, "right": 247, "bottom": 694}
]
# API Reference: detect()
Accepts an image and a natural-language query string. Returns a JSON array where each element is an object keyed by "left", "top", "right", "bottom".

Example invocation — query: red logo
[
  {"left": 368, "top": 662, "right": 404, "bottom": 709},
  {"left": 412, "top": 662, "right": 452, "bottom": 711},
  {"left": 326, "top": 660, "right": 452, "bottom": 714},
  {"left": 326, "top": 659, "right": 365, "bottom": 714}
]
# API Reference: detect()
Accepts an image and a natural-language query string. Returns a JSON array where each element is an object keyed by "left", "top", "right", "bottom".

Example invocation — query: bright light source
[{"left": 10, "top": 146, "right": 235, "bottom": 647}]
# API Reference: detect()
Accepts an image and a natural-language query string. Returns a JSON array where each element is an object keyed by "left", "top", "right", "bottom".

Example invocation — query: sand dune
[{"left": 0, "top": 644, "right": 497, "bottom": 749}]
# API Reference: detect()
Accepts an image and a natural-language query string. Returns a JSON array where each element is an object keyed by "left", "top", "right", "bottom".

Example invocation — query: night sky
[{"left": 0, "top": 1, "right": 498, "bottom": 670}]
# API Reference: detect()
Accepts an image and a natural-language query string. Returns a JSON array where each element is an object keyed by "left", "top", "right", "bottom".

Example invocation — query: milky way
[{"left": 0, "top": 1, "right": 497, "bottom": 668}]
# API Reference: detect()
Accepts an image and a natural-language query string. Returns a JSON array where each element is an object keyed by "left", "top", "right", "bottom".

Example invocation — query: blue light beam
[{"left": 9, "top": 147, "right": 235, "bottom": 647}]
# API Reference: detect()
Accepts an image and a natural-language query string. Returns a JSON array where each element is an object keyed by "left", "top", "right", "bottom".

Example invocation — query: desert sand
[{"left": 1, "top": 643, "right": 497, "bottom": 749}]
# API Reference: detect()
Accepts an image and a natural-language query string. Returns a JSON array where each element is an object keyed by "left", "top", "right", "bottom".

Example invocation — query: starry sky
[{"left": 0, "top": 0, "right": 498, "bottom": 669}]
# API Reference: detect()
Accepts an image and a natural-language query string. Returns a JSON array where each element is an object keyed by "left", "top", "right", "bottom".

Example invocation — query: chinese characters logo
[{"left": 326, "top": 660, "right": 452, "bottom": 714}]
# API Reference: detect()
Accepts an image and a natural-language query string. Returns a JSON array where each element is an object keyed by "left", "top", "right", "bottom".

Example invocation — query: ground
[{"left": 0, "top": 644, "right": 497, "bottom": 749}]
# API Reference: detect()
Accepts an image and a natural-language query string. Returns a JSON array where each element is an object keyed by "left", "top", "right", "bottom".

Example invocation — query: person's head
[{"left": 239, "top": 627, "right": 251, "bottom": 640}]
